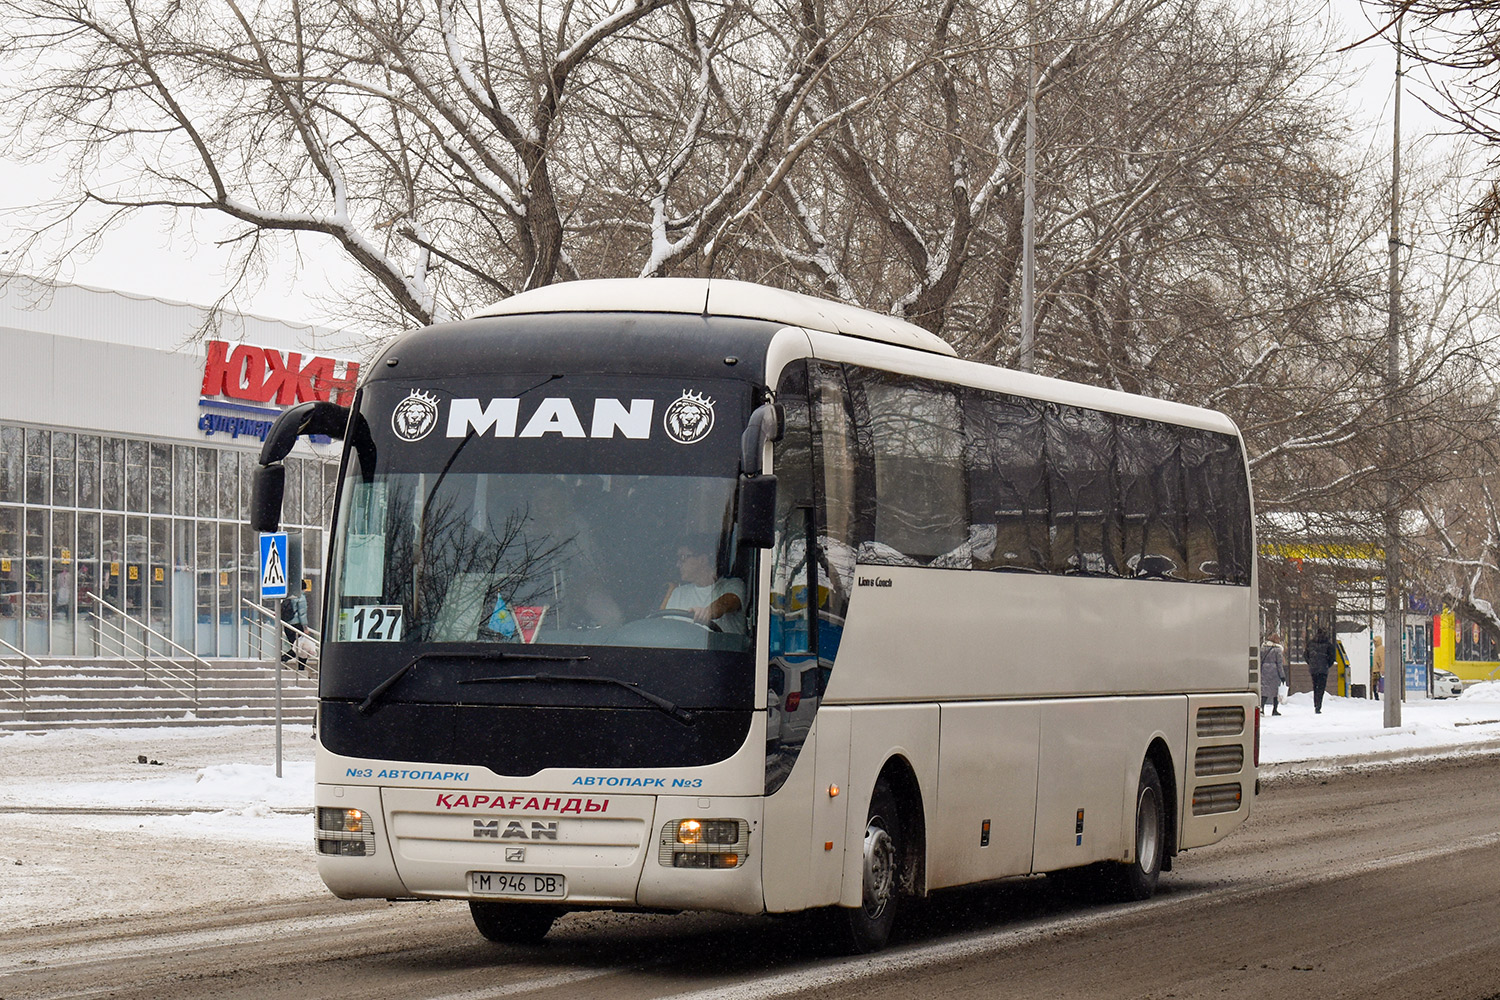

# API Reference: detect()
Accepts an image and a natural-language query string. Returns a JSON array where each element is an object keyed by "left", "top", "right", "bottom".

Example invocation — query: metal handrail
[
  {"left": 88, "top": 594, "right": 213, "bottom": 704},
  {"left": 90, "top": 594, "right": 215, "bottom": 672},
  {"left": 0, "top": 634, "right": 37, "bottom": 714},
  {"left": 87, "top": 611, "right": 199, "bottom": 704},
  {"left": 241, "top": 598, "right": 320, "bottom": 675},
  {"left": 0, "top": 634, "right": 41, "bottom": 668}
]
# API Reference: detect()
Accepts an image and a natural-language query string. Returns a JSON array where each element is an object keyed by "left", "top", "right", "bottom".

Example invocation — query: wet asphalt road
[{"left": 6, "top": 752, "right": 1500, "bottom": 1000}]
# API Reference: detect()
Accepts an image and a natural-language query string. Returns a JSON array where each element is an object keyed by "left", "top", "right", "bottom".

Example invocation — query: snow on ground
[
  {"left": 0, "top": 725, "right": 323, "bottom": 932},
  {"left": 1262, "top": 682, "right": 1500, "bottom": 766},
  {"left": 4, "top": 686, "right": 1500, "bottom": 933}
]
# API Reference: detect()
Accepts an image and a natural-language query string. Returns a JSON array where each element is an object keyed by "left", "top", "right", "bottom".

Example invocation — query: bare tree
[
  {"left": 0, "top": 0, "right": 910, "bottom": 326},
  {"left": 7, "top": 1, "right": 1500, "bottom": 617},
  {"left": 1369, "top": 0, "right": 1500, "bottom": 238}
]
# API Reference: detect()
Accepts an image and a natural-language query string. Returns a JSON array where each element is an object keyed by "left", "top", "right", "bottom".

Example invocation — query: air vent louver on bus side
[
  {"left": 1196, "top": 706, "right": 1245, "bottom": 738},
  {"left": 1194, "top": 745, "right": 1245, "bottom": 777},
  {"left": 1191, "top": 783, "right": 1243, "bottom": 815}
]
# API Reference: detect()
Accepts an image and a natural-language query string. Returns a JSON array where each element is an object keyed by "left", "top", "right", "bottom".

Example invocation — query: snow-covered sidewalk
[
  {"left": 1262, "top": 682, "right": 1500, "bottom": 767},
  {"left": 4, "top": 685, "right": 1500, "bottom": 933},
  {"left": 0, "top": 725, "right": 323, "bottom": 931},
  {"left": 0, "top": 723, "right": 316, "bottom": 816}
]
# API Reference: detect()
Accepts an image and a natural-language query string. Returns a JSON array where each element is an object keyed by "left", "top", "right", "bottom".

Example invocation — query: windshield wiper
[
  {"left": 357, "top": 650, "right": 591, "bottom": 716},
  {"left": 459, "top": 673, "right": 695, "bottom": 725}
]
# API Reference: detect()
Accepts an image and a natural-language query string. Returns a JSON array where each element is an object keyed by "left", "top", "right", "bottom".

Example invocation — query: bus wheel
[
  {"left": 1111, "top": 759, "right": 1165, "bottom": 901},
  {"left": 838, "top": 780, "right": 901, "bottom": 953},
  {"left": 469, "top": 901, "right": 562, "bottom": 944}
]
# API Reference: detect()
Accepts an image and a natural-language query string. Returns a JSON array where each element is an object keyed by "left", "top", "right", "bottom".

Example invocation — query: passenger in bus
[
  {"left": 663, "top": 540, "right": 746, "bottom": 633},
  {"left": 1260, "top": 632, "right": 1286, "bottom": 716},
  {"left": 1304, "top": 627, "right": 1336, "bottom": 714}
]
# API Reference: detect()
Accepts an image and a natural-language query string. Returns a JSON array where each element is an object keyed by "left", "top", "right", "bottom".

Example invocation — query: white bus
[{"left": 252, "top": 278, "right": 1259, "bottom": 952}]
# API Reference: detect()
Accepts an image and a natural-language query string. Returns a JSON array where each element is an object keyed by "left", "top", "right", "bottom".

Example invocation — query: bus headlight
[
  {"left": 676, "top": 819, "right": 740, "bottom": 844},
  {"left": 317, "top": 807, "right": 378, "bottom": 856},
  {"left": 659, "top": 819, "right": 749, "bottom": 868}
]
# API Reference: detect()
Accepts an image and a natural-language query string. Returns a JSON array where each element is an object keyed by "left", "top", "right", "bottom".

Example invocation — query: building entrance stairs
[{"left": 0, "top": 658, "right": 317, "bottom": 731}]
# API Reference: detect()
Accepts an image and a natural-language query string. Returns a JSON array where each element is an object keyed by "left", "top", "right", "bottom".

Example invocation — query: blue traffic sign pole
[{"left": 260, "top": 532, "right": 290, "bottom": 778}]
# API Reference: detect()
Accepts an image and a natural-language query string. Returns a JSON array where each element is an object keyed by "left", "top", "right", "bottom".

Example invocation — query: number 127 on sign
[{"left": 342, "top": 605, "right": 405, "bottom": 642}]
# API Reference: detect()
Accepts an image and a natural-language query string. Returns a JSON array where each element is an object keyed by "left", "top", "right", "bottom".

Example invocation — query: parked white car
[{"left": 1432, "top": 668, "right": 1463, "bottom": 699}]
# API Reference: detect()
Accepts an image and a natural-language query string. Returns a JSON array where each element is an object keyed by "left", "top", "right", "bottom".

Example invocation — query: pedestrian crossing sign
[{"left": 259, "top": 532, "right": 289, "bottom": 599}]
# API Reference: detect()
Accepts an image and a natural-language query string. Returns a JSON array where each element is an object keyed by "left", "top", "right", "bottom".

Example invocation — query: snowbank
[{"left": 1262, "top": 682, "right": 1500, "bottom": 764}]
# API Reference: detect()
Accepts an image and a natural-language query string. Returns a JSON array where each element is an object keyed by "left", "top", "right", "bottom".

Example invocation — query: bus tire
[
  {"left": 1109, "top": 759, "right": 1165, "bottom": 902},
  {"left": 837, "top": 779, "right": 901, "bottom": 953},
  {"left": 469, "top": 901, "right": 563, "bottom": 944}
]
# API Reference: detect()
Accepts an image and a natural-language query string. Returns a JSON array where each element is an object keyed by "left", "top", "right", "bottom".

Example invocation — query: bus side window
[
  {"left": 965, "top": 390, "right": 1049, "bottom": 573},
  {"left": 1116, "top": 416, "right": 1186, "bottom": 580},
  {"left": 1210, "top": 434, "right": 1254, "bottom": 585},
  {"left": 1045, "top": 404, "right": 1120, "bottom": 576},
  {"left": 812, "top": 363, "right": 857, "bottom": 630},
  {"left": 847, "top": 370, "right": 968, "bottom": 568},
  {"left": 771, "top": 363, "right": 814, "bottom": 657},
  {"left": 1181, "top": 429, "right": 1253, "bottom": 583}
]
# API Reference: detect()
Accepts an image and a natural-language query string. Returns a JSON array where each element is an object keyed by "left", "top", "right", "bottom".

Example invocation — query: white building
[{"left": 0, "top": 275, "right": 359, "bottom": 660}]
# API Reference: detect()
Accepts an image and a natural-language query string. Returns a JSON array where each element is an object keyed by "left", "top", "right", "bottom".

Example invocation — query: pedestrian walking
[
  {"left": 1304, "top": 627, "right": 1337, "bottom": 714},
  {"left": 1261, "top": 632, "right": 1287, "bottom": 716},
  {"left": 280, "top": 590, "right": 309, "bottom": 670}
]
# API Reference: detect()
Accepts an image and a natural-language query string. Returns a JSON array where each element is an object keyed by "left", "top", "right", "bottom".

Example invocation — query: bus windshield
[
  {"left": 327, "top": 375, "right": 755, "bottom": 654},
  {"left": 332, "top": 470, "right": 750, "bottom": 651}
]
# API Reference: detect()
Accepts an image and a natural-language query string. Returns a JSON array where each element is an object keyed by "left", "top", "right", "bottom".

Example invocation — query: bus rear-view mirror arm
[
  {"left": 740, "top": 402, "right": 783, "bottom": 477},
  {"left": 737, "top": 402, "right": 784, "bottom": 549},
  {"left": 251, "top": 401, "right": 350, "bottom": 533}
]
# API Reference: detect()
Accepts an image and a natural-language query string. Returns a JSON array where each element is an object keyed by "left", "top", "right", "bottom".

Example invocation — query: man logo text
[
  {"left": 448, "top": 397, "right": 654, "bottom": 440},
  {"left": 474, "top": 820, "right": 560, "bottom": 840}
]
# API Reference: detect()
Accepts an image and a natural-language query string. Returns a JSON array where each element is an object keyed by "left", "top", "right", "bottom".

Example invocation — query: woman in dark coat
[{"left": 1304, "top": 627, "right": 1337, "bottom": 714}]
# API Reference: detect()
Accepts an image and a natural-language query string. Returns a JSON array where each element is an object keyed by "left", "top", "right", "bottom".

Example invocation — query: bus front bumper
[{"left": 315, "top": 783, "right": 766, "bottom": 915}]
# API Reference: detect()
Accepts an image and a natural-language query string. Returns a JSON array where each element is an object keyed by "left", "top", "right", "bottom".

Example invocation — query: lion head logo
[
  {"left": 663, "top": 390, "right": 715, "bottom": 445},
  {"left": 391, "top": 389, "right": 440, "bottom": 442}
]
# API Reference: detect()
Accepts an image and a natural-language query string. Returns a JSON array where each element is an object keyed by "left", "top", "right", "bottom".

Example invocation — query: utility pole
[
  {"left": 1018, "top": 0, "right": 1037, "bottom": 373},
  {"left": 1383, "top": 19, "right": 1404, "bottom": 729}
]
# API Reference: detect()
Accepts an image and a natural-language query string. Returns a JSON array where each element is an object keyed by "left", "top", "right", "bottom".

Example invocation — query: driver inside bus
[{"left": 662, "top": 539, "right": 746, "bottom": 633}]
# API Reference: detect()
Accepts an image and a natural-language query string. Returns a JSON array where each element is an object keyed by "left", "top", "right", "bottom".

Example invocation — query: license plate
[{"left": 469, "top": 872, "right": 566, "bottom": 897}]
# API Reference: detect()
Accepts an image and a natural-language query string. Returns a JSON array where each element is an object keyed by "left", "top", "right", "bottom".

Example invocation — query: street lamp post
[
  {"left": 1019, "top": 0, "right": 1037, "bottom": 373},
  {"left": 1383, "top": 20, "right": 1403, "bottom": 729}
]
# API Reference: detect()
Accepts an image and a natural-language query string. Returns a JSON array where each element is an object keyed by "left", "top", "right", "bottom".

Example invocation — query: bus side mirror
[
  {"left": 251, "top": 400, "right": 350, "bottom": 533},
  {"left": 251, "top": 463, "right": 287, "bottom": 533},
  {"left": 737, "top": 475, "right": 777, "bottom": 549}
]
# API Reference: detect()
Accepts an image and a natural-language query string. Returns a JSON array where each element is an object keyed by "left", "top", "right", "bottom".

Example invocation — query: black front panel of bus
[{"left": 320, "top": 702, "right": 753, "bottom": 776}]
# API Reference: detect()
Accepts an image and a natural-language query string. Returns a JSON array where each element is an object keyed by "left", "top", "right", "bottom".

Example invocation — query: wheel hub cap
[
  {"left": 1136, "top": 785, "right": 1160, "bottom": 872},
  {"left": 862, "top": 823, "right": 896, "bottom": 916}
]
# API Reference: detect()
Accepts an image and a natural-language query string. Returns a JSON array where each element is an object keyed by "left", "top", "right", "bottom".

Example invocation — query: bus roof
[
  {"left": 469, "top": 278, "right": 958, "bottom": 358},
  {"left": 466, "top": 278, "right": 1240, "bottom": 439}
]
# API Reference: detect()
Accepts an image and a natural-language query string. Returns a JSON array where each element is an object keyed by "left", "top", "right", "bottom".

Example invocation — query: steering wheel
[{"left": 646, "top": 608, "right": 722, "bottom": 632}]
